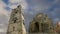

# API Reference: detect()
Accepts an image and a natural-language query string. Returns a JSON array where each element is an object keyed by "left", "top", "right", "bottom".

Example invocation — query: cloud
[
  {"left": 54, "top": 18, "right": 60, "bottom": 22},
  {"left": 53, "top": 18, "right": 60, "bottom": 24},
  {"left": 7, "top": 0, "right": 20, "bottom": 9},
  {"left": 0, "top": 29, "right": 5, "bottom": 32},
  {"left": 20, "top": 0, "right": 28, "bottom": 9},
  {"left": 30, "top": 0, "right": 57, "bottom": 11},
  {"left": 0, "top": 24, "right": 7, "bottom": 33},
  {"left": 0, "top": 32, "right": 6, "bottom": 34},
  {"left": 0, "top": 0, "right": 10, "bottom": 24},
  {"left": 9, "top": 0, "right": 20, "bottom": 3},
  {"left": 8, "top": 4, "right": 18, "bottom": 9},
  {"left": 8, "top": 0, "right": 28, "bottom": 9},
  {"left": 0, "top": 0, "right": 10, "bottom": 16},
  {"left": 0, "top": 0, "right": 11, "bottom": 33}
]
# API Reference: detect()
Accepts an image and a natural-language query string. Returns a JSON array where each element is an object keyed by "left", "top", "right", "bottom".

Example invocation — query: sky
[{"left": 0, "top": 0, "right": 60, "bottom": 34}]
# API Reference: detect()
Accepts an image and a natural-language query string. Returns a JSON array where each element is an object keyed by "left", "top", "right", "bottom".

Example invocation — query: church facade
[{"left": 29, "top": 13, "right": 55, "bottom": 34}]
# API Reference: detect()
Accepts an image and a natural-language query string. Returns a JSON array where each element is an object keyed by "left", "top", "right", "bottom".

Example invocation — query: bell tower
[{"left": 7, "top": 5, "right": 26, "bottom": 34}]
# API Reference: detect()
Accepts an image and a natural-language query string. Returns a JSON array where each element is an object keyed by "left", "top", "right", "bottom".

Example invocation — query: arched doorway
[{"left": 34, "top": 22, "right": 39, "bottom": 32}]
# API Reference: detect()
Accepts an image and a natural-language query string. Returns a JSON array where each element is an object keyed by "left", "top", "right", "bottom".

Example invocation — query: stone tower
[
  {"left": 29, "top": 13, "right": 54, "bottom": 33},
  {"left": 7, "top": 5, "right": 26, "bottom": 34}
]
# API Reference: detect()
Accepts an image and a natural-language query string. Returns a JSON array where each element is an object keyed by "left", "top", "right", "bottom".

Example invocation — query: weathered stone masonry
[{"left": 7, "top": 5, "right": 26, "bottom": 34}]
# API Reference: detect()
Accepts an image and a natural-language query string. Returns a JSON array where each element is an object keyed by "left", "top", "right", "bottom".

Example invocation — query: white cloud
[
  {"left": 0, "top": 24, "right": 8, "bottom": 33},
  {"left": 53, "top": 18, "right": 60, "bottom": 24},
  {"left": 8, "top": 0, "right": 20, "bottom": 9},
  {"left": 0, "top": 0, "right": 10, "bottom": 25},
  {"left": 9, "top": 0, "right": 20, "bottom": 3},
  {"left": 8, "top": 0, "right": 28, "bottom": 9},
  {"left": 0, "top": 24, "right": 4, "bottom": 26},
  {"left": 54, "top": 18, "right": 60, "bottom": 21},
  {"left": 8, "top": 4, "right": 18, "bottom": 9},
  {"left": 0, "top": 29, "right": 5, "bottom": 32},
  {"left": 20, "top": 0, "right": 28, "bottom": 9},
  {"left": 0, "top": 24, "right": 6, "bottom": 32},
  {"left": 0, "top": 0, "right": 10, "bottom": 33},
  {"left": 28, "top": 0, "right": 59, "bottom": 12},
  {"left": 0, "top": 0, "right": 10, "bottom": 17}
]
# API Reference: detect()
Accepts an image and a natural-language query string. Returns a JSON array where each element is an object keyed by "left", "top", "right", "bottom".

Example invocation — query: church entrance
[{"left": 34, "top": 22, "right": 39, "bottom": 32}]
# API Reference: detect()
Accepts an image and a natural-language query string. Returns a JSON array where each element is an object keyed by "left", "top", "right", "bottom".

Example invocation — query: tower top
[
  {"left": 11, "top": 5, "right": 23, "bottom": 14},
  {"left": 17, "top": 5, "right": 21, "bottom": 8}
]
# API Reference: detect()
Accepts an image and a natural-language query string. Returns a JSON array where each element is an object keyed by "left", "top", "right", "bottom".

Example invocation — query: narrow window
[
  {"left": 23, "top": 20, "right": 25, "bottom": 25},
  {"left": 13, "top": 26, "right": 15, "bottom": 31}
]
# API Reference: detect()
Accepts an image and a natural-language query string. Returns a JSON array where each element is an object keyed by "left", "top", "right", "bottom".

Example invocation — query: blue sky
[{"left": 0, "top": 0, "right": 60, "bottom": 34}]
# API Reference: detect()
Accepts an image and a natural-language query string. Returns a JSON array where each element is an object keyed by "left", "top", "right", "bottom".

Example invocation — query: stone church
[
  {"left": 29, "top": 13, "right": 55, "bottom": 33},
  {"left": 29, "top": 13, "right": 53, "bottom": 33},
  {"left": 7, "top": 5, "right": 56, "bottom": 34}
]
